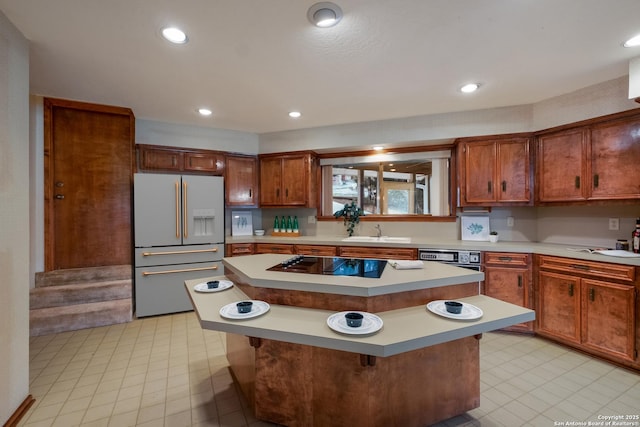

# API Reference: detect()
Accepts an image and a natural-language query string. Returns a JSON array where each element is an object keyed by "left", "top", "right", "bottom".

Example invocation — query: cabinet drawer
[
  {"left": 338, "top": 246, "right": 417, "bottom": 260},
  {"left": 538, "top": 255, "right": 635, "bottom": 282},
  {"left": 295, "top": 245, "right": 338, "bottom": 256},
  {"left": 484, "top": 252, "right": 530, "bottom": 266},
  {"left": 227, "top": 243, "right": 254, "bottom": 256},
  {"left": 255, "top": 243, "right": 295, "bottom": 254}
]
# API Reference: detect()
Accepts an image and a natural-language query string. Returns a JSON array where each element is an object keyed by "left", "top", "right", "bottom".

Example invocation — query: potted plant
[
  {"left": 333, "top": 201, "right": 364, "bottom": 236},
  {"left": 489, "top": 231, "right": 499, "bottom": 243}
]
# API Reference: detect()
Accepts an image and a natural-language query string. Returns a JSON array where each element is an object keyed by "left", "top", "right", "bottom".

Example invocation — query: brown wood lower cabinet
[
  {"left": 226, "top": 243, "right": 255, "bottom": 257},
  {"left": 294, "top": 244, "right": 338, "bottom": 256},
  {"left": 254, "top": 243, "right": 295, "bottom": 254},
  {"left": 483, "top": 252, "right": 533, "bottom": 333},
  {"left": 536, "top": 255, "right": 638, "bottom": 368}
]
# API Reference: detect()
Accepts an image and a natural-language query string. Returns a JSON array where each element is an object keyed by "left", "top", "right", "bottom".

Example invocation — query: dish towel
[{"left": 388, "top": 260, "right": 424, "bottom": 270}]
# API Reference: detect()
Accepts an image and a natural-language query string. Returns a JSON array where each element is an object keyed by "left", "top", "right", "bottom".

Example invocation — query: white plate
[
  {"left": 426, "top": 300, "right": 483, "bottom": 320},
  {"left": 327, "top": 311, "right": 384, "bottom": 335},
  {"left": 194, "top": 279, "right": 234, "bottom": 293},
  {"left": 219, "top": 300, "right": 270, "bottom": 320}
]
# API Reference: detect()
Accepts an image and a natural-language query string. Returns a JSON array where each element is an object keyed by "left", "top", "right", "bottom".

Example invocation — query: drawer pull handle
[
  {"left": 142, "top": 248, "right": 218, "bottom": 256},
  {"left": 498, "top": 257, "right": 513, "bottom": 262},
  {"left": 571, "top": 264, "right": 589, "bottom": 271},
  {"left": 142, "top": 265, "right": 218, "bottom": 276}
]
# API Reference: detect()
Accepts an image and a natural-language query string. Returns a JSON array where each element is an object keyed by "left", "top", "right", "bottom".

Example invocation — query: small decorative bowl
[
  {"left": 345, "top": 312, "right": 364, "bottom": 327},
  {"left": 444, "top": 301, "right": 463, "bottom": 314},
  {"left": 206, "top": 280, "right": 219, "bottom": 289},
  {"left": 254, "top": 229, "right": 265, "bottom": 236},
  {"left": 236, "top": 301, "right": 253, "bottom": 313}
]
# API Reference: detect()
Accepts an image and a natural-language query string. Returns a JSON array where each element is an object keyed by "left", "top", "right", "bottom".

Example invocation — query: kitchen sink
[{"left": 341, "top": 236, "right": 412, "bottom": 243}]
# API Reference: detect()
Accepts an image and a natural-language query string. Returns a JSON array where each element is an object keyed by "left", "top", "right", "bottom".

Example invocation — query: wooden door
[
  {"left": 484, "top": 267, "right": 526, "bottom": 307},
  {"left": 281, "top": 156, "right": 307, "bottom": 205},
  {"left": 462, "top": 141, "right": 496, "bottom": 204},
  {"left": 581, "top": 279, "right": 636, "bottom": 361},
  {"left": 259, "top": 157, "right": 283, "bottom": 206},
  {"left": 226, "top": 155, "right": 258, "bottom": 206},
  {"left": 589, "top": 119, "right": 640, "bottom": 200},
  {"left": 537, "top": 271, "right": 581, "bottom": 344},
  {"left": 45, "top": 98, "right": 134, "bottom": 270},
  {"left": 536, "top": 129, "right": 587, "bottom": 202},
  {"left": 497, "top": 139, "right": 530, "bottom": 202}
]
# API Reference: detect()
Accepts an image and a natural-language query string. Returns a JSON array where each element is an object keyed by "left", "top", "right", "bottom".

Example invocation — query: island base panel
[{"left": 228, "top": 334, "right": 480, "bottom": 427}]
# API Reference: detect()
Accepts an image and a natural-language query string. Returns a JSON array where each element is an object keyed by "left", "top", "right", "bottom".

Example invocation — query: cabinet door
[
  {"left": 140, "top": 146, "right": 183, "bottom": 171},
  {"left": 281, "top": 156, "right": 308, "bottom": 205},
  {"left": 590, "top": 119, "right": 640, "bottom": 200},
  {"left": 497, "top": 139, "right": 530, "bottom": 202},
  {"left": 226, "top": 156, "right": 258, "bottom": 206},
  {"left": 463, "top": 141, "right": 496, "bottom": 203},
  {"left": 184, "top": 152, "right": 224, "bottom": 174},
  {"left": 537, "top": 271, "right": 581, "bottom": 344},
  {"left": 581, "top": 279, "right": 636, "bottom": 361},
  {"left": 536, "top": 129, "right": 587, "bottom": 202},
  {"left": 484, "top": 267, "right": 526, "bottom": 307},
  {"left": 259, "top": 157, "right": 283, "bottom": 205}
]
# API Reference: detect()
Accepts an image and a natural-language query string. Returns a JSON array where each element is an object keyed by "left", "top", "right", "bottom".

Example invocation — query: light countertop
[
  {"left": 226, "top": 235, "right": 640, "bottom": 266},
  {"left": 222, "top": 254, "right": 484, "bottom": 297},
  {"left": 185, "top": 276, "right": 535, "bottom": 357}
]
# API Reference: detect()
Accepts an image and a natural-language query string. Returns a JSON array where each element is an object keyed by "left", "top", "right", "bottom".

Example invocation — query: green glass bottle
[
  {"left": 293, "top": 216, "right": 299, "bottom": 233},
  {"left": 286, "top": 216, "right": 293, "bottom": 232},
  {"left": 273, "top": 216, "right": 279, "bottom": 233}
]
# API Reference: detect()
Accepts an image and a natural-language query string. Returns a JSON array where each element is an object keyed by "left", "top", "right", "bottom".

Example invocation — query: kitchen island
[{"left": 185, "top": 254, "right": 535, "bottom": 426}]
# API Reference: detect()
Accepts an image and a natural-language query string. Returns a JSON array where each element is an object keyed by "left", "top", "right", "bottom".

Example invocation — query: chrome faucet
[{"left": 375, "top": 224, "right": 382, "bottom": 238}]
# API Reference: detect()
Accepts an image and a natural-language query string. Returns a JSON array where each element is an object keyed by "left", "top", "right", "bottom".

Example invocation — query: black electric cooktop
[{"left": 267, "top": 256, "right": 387, "bottom": 278}]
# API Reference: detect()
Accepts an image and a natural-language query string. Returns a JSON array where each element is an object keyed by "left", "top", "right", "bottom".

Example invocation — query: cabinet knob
[{"left": 55, "top": 194, "right": 65, "bottom": 199}]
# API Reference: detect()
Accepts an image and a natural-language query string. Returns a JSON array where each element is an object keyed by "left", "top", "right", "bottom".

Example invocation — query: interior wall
[{"left": 0, "top": 9, "right": 30, "bottom": 424}]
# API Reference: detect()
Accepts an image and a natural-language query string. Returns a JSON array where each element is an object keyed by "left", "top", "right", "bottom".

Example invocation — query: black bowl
[
  {"left": 206, "top": 280, "right": 220, "bottom": 289},
  {"left": 444, "top": 301, "right": 463, "bottom": 314},
  {"left": 345, "top": 312, "right": 364, "bottom": 327},
  {"left": 236, "top": 301, "right": 253, "bottom": 313}
]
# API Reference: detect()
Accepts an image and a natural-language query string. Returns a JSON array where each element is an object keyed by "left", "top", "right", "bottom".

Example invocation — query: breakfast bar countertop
[{"left": 184, "top": 275, "right": 535, "bottom": 357}]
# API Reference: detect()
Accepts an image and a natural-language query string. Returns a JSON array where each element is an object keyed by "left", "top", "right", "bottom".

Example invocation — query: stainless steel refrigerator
[{"left": 134, "top": 173, "right": 224, "bottom": 317}]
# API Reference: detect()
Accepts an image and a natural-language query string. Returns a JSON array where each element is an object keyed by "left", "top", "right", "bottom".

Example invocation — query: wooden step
[
  {"left": 30, "top": 299, "right": 132, "bottom": 337},
  {"left": 29, "top": 279, "right": 132, "bottom": 309},
  {"left": 35, "top": 264, "right": 132, "bottom": 287}
]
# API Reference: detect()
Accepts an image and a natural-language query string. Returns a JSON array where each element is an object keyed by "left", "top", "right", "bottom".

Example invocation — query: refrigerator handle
[
  {"left": 183, "top": 180, "right": 188, "bottom": 238},
  {"left": 175, "top": 180, "right": 180, "bottom": 238}
]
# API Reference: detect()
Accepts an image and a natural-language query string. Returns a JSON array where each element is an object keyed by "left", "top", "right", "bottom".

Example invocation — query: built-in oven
[{"left": 417, "top": 249, "right": 482, "bottom": 271}]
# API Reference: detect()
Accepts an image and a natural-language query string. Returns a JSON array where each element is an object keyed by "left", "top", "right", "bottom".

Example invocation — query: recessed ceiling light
[
  {"left": 161, "top": 26, "right": 188, "bottom": 44},
  {"left": 460, "top": 83, "right": 480, "bottom": 93},
  {"left": 373, "top": 146, "right": 383, "bottom": 151},
  {"left": 307, "top": 2, "right": 343, "bottom": 28},
  {"left": 289, "top": 111, "right": 302, "bottom": 118},
  {"left": 198, "top": 108, "right": 212, "bottom": 116},
  {"left": 623, "top": 34, "right": 640, "bottom": 48}
]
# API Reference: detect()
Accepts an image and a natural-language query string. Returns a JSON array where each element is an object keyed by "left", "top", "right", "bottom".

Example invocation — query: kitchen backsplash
[{"left": 234, "top": 204, "right": 640, "bottom": 248}]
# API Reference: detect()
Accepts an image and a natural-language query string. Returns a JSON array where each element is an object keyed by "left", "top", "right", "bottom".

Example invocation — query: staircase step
[
  {"left": 30, "top": 279, "right": 132, "bottom": 309},
  {"left": 30, "top": 299, "right": 133, "bottom": 337},
  {"left": 35, "top": 265, "right": 132, "bottom": 287}
]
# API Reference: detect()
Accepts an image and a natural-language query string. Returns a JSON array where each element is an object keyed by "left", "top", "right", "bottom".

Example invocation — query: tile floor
[{"left": 18, "top": 312, "right": 640, "bottom": 427}]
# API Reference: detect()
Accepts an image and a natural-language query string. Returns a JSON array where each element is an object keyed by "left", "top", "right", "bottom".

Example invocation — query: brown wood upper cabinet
[
  {"left": 225, "top": 155, "right": 258, "bottom": 206},
  {"left": 536, "top": 112, "right": 640, "bottom": 203},
  {"left": 137, "top": 144, "right": 225, "bottom": 175},
  {"left": 457, "top": 135, "right": 531, "bottom": 206},
  {"left": 259, "top": 152, "right": 318, "bottom": 207}
]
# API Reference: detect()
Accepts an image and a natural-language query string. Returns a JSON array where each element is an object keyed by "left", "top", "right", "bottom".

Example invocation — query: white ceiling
[{"left": 1, "top": 0, "right": 640, "bottom": 134}]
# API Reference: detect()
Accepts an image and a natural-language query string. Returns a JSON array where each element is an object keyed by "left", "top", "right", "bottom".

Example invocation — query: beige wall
[{"left": 0, "top": 9, "right": 30, "bottom": 425}]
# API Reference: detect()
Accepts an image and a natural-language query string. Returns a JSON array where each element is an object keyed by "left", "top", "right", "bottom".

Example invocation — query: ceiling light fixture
[
  {"left": 198, "top": 108, "right": 212, "bottom": 116},
  {"left": 161, "top": 26, "right": 188, "bottom": 44},
  {"left": 460, "top": 83, "right": 480, "bottom": 93},
  {"left": 624, "top": 34, "right": 640, "bottom": 48},
  {"left": 288, "top": 111, "right": 302, "bottom": 118},
  {"left": 307, "top": 2, "right": 343, "bottom": 28},
  {"left": 372, "top": 146, "right": 383, "bottom": 151}
]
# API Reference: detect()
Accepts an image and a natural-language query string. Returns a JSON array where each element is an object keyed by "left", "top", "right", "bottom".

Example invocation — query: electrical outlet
[
  {"left": 308, "top": 215, "right": 316, "bottom": 224},
  {"left": 609, "top": 218, "right": 619, "bottom": 231},
  {"left": 507, "top": 217, "right": 514, "bottom": 227}
]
